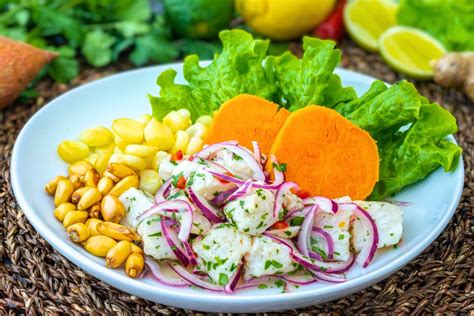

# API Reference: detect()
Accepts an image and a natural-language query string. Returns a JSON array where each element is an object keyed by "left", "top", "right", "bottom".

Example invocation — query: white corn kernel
[
  {"left": 196, "top": 115, "right": 213, "bottom": 127},
  {"left": 143, "top": 118, "right": 174, "bottom": 150},
  {"left": 109, "top": 153, "right": 146, "bottom": 171},
  {"left": 137, "top": 114, "right": 152, "bottom": 125},
  {"left": 186, "top": 122, "right": 208, "bottom": 139},
  {"left": 186, "top": 136, "right": 204, "bottom": 155},
  {"left": 112, "top": 118, "right": 144, "bottom": 144},
  {"left": 124, "top": 144, "right": 158, "bottom": 158},
  {"left": 152, "top": 151, "right": 171, "bottom": 171},
  {"left": 163, "top": 111, "right": 191, "bottom": 132},
  {"left": 176, "top": 109, "right": 191, "bottom": 121},
  {"left": 139, "top": 169, "right": 162, "bottom": 195},
  {"left": 170, "top": 130, "right": 190, "bottom": 154}
]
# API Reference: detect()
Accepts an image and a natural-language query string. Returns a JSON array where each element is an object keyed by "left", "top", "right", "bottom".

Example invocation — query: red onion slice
[
  {"left": 310, "top": 227, "right": 335, "bottom": 260},
  {"left": 281, "top": 274, "right": 318, "bottom": 285},
  {"left": 145, "top": 257, "right": 190, "bottom": 287},
  {"left": 268, "top": 155, "right": 285, "bottom": 187},
  {"left": 251, "top": 141, "right": 262, "bottom": 167},
  {"left": 303, "top": 197, "right": 338, "bottom": 214},
  {"left": 154, "top": 178, "right": 172, "bottom": 204},
  {"left": 207, "top": 170, "right": 282, "bottom": 190},
  {"left": 274, "top": 182, "right": 299, "bottom": 218},
  {"left": 225, "top": 179, "right": 253, "bottom": 203},
  {"left": 210, "top": 187, "right": 238, "bottom": 207},
  {"left": 297, "top": 205, "right": 317, "bottom": 256},
  {"left": 188, "top": 187, "right": 225, "bottom": 223},
  {"left": 169, "top": 263, "right": 223, "bottom": 292},
  {"left": 285, "top": 205, "right": 312, "bottom": 221},
  {"left": 161, "top": 219, "right": 190, "bottom": 266},
  {"left": 311, "top": 271, "right": 346, "bottom": 283},
  {"left": 224, "top": 262, "right": 243, "bottom": 293}
]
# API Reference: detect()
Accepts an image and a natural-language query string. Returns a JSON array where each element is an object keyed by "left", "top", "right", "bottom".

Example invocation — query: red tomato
[
  {"left": 171, "top": 150, "right": 183, "bottom": 161},
  {"left": 215, "top": 171, "right": 234, "bottom": 184},
  {"left": 176, "top": 176, "right": 186, "bottom": 189},
  {"left": 271, "top": 221, "right": 289, "bottom": 230},
  {"left": 290, "top": 188, "right": 310, "bottom": 199}
]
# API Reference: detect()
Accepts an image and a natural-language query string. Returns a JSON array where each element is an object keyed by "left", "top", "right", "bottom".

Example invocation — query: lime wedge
[
  {"left": 379, "top": 26, "right": 447, "bottom": 80},
  {"left": 344, "top": 0, "right": 398, "bottom": 52}
]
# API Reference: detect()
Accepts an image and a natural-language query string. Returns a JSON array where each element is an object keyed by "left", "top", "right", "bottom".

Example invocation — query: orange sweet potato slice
[
  {"left": 270, "top": 105, "right": 379, "bottom": 200},
  {"left": 205, "top": 94, "right": 290, "bottom": 153}
]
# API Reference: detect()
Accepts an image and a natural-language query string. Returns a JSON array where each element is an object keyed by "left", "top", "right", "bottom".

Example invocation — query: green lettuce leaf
[{"left": 268, "top": 37, "right": 356, "bottom": 111}]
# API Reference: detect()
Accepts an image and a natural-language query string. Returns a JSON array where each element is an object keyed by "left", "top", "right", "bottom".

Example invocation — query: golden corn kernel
[
  {"left": 67, "top": 223, "right": 90, "bottom": 242},
  {"left": 106, "top": 240, "right": 132, "bottom": 268},
  {"left": 143, "top": 118, "right": 174, "bottom": 150},
  {"left": 84, "top": 153, "right": 98, "bottom": 166},
  {"left": 103, "top": 171, "right": 120, "bottom": 182},
  {"left": 63, "top": 211, "right": 88, "bottom": 228},
  {"left": 71, "top": 187, "right": 91, "bottom": 204},
  {"left": 170, "top": 130, "right": 190, "bottom": 154},
  {"left": 108, "top": 175, "right": 139, "bottom": 197},
  {"left": 163, "top": 111, "right": 191, "bottom": 133},
  {"left": 186, "top": 122, "right": 208, "bottom": 139},
  {"left": 45, "top": 175, "right": 67, "bottom": 195},
  {"left": 101, "top": 195, "right": 125, "bottom": 223},
  {"left": 68, "top": 174, "right": 82, "bottom": 190},
  {"left": 113, "top": 132, "right": 128, "bottom": 152},
  {"left": 109, "top": 153, "right": 146, "bottom": 171},
  {"left": 54, "top": 179, "right": 74, "bottom": 206},
  {"left": 88, "top": 203, "right": 101, "bottom": 218},
  {"left": 94, "top": 152, "right": 112, "bottom": 175},
  {"left": 83, "top": 235, "right": 117, "bottom": 257},
  {"left": 130, "top": 243, "right": 143, "bottom": 254},
  {"left": 54, "top": 203, "right": 76, "bottom": 222},
  {"left": 152, "top": 151, "right": 171, "bottom": 171},
  {"left": 77, "top": 188, "right": 102, "bottom": 211},
  {"left": 80, "top": 126, "right": 114, "bottom": 147},
  {"left": 97, "top": 177, "right": 114, "bottom": 196},
  {"left": 125, "top": 252, "right": 144, "bottom": 278},
  {"left": 68, "top": 160, "right": 93, "bottom": 177},
  {"left": 83, "top": 169, "right": 100, "bottom": 188},
  {"left": 139, "top": 169, "right": 162, "bottom": 195},
  {"left": 97, "top": 222, "right": 140, "bottom": 241},
  {"left": 58, "top": 140, "right": 90, "bottom": 164},
  {"left": 196, "top": 115, "right": 213, "bottom": 127},
  {"left": 137, "top": 114, "right": 152, "bottom": 125},
  {"left": 112, "top": 118, "right": 144, "bottom": 144},
  {"left": 185, "top": 136, "right": 204, "bottom": 155},
  {"left": 106, "top": 163, "right": 136, "bottom": 179},
  {"left": 124, "top": 144, "right": 158, "bottom": 158},
  {"left": 94, "top": 142, "right": 115, "bottom": 154},
  {"left": 86, "top": 218, "right": 103, "bottom": 236}
]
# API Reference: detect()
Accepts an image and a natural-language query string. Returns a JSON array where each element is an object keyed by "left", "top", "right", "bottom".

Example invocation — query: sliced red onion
[
  {"left": 145, "top": 257, "right": 189, "bottom": 287},
  {"left": 310, "top": 227, "right": 334, "bottom": 260},
  {"left": 235, "top": 275, "right": 281, "bottom": 291},
  {"left": 274, "top": 182, "right": 299, "bottom": 218},
  {"left": 303, "top": 197, "right": 338, "bottom": 214},
  {"left": 225, "top": 179, "right": 252, "bottom": 203},
  {"left": 282, "top": 274, "right": 318, "bottom": 285},
  {"left": 322, "top": 253, "right": 356, "bottom": 274},
  {"left": 200, "top": 158, "right": 232, "bottom": 174},
  {"left": 251, "top": 141, "right": 261, "bottom": 167},
  {"left": 311, "top": 271, "right": 347, "bottom": 283},
  {"left": 268, "top": 155, "right": 285, "bottom": 187},
  {"left": 339, "top": 203, "right": 379, "bottom": 267},
  {"left": 154, "top": 178, "right": 172, "bottom": 204},
  {"left": 207, "top": 170, "right": 282, "bottom": 190},
  {"left": 169, "top": 263, "right": 223, "bottom": 292},
  {"left": 188, "top": 187, "right": 225, "bottom": 223},
  {"left": 195, "top": 144, "right": 265, "bottom": 181},
  {"left": 224, "top": 262, "right": 243, "bottom": 293},
  {"left": 183, "top": 240, "right": 197, "bottom": 266},
  {"left": 285, "top": 205, "right": 312, "bottom": 221},
  {"left": 297, "top": 205, "right": 317, "bottom": 257},
  {"left": 160, "top": 219, "right": 190, "bottom": 266},
  {"left": 210, "top": 187, "right": 238, "bottom": 207}
]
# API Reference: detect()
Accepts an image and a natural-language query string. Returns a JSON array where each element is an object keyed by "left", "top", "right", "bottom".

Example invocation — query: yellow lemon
[{"left": 236, "top": 0, "right": 336, "bottom": 41}]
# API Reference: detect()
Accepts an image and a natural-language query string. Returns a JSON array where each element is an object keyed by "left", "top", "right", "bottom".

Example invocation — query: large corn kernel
[
  {"left": 139, "top": 170, "right": 162, "bottom": 195},
  {"left": 77, "top": 188, "right": 102, "bottom": 211},
  {"left": 101, "top": 195, "right": 125, "bottom": 223},
  {"left": 109, "top": 154, "right": 146, "bottom": 171},
  {"left": 94, "top": 152, "right": 112, "bottom": 175},
  {"left": 83, "top": 169, "right": 100, "bottom": 188},
  {"left": 68, "top": 174, "right": 82, "bottom": 190},
  {"left": 97, "top": 222, "right": 140, "bottom": 241},
  {"left": 113, "top": 133, "right": 128, "bottom": 152},
  {"left": 86, "top": 218, "right": 103, "bottom": 236},
  {"left": 83, "top": 235, "right": 117, "bottom": 257},
  {"left": 84, "top": 154, "right": 98, "bottom": 166},
  {"left": 176, "top": 109, "right": 191, "bottom": 121},
  {"left": 68, "top": 161, "right": 93, "bottom": 177},
  {"left": 97, "top": 177, "right": 114, "bottom": 195},
  {"left": 112, "top": 118, "right": 144, "bottom": 144},
  {"left": 108, "top": 175, "right": 139, "bottom": 197},
  {"left": 124, "top": 144, "right": 158, "bottom": 158},
  {"left": 54, "top": 179, "right": 74, "bottom": 206},
  {"left": 130, "top": 243, "right": 143, "bottom": 254},
  {"left": 88, "top": 203, "right": 101, "bottom": 218},
  {"left": 63, "top": 211, "right": 88, "bottom": 227},
  {"left": 106, "top": 163, "right": 136, "bottom": 179},
  {"left": 54, "top": 203, "right": 76, "bottom": 222},
  {"left": 137, "top": 114, "right": 151, "bottom": 125},
  {"left": 58, "top": 140, "right": 89, "bottom": 164},
  {"left": 143, "top": 118, "right": 174, "bottom": 150},
  {"left": 71, "top": 187, "right": 91, "bottom": 204},
  {"left": 163, "top": 111, "right": 191, "bottom": 133},
  {"left": 170, "top": 130, "right": 190, "bottom": 154},
  {"left": 67, "top": 223, "right": 90, "bottom": 242},
  {"left": 80, "top": 126, "right": 113, "bottom": 147},
  {"left": 186, "top": 122, "right": 208, "bottom": 139},
  {"left": 185, "top": 136, "right": 204, "bottom": 155},
  {"left": 94, "top": 142, "right": 115, "bottom": 154},
  {"left": 196, "top": 115, "right": 213, "bottom": 127},
  {"left": 125, "top": 252, "right": 144, "bottom": 278},
  {"left": 45, "top": 175, "right": 67, "bottom": 195},
  {"left": 106, "top": 240, "right": 132, "bottom": 268},
  {"left": 152, "top": 151, "right": 171, "bottom": 171}
]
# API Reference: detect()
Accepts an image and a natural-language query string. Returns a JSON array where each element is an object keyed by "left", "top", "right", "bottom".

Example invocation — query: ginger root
[{"left": 432, "top": 52, "right": 474, "bottom": 102}]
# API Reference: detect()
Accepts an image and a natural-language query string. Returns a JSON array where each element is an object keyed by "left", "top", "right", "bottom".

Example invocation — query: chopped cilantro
[
  {"left": 338, "top": 234, "right": 345, "bottom": 240},
  {"left": 232, "top": 153, "right": 243, "bottom": 161},
  {"left": 275, "top": 279, "right": 285, "bottom": 288},
  {"left": 323, "top": 225, "right": 334, "bottom": 229},
  {"left": 258, "top": 284, "right": 268, "bottom": 289},
  {"left": 218, "top": 273, "right": 229, "bottom": 285},
  {"left": 273, "top": 162, "right": 287, "bottom": 172},
  {"left": 148, "top": 232, "right": 162, "bottom": 237},
  {"left": 239, "top": 200, "right": 245, "bottom": 207},
  {"left": 203, "top": 244, "right": 210, "bottom": 250},
  {"left": 290, "top": 216, "right": 304, "bottom": 226},
  {"left": 169, "top": 160, "right": 178, "bottom": 166},
  {"left": 284, "top": 230, "right": 292, "bottom": 236}
]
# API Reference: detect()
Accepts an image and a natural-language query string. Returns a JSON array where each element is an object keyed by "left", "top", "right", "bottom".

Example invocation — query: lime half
[{"left": 379, "top": 26, "right": 447, "bottom": 80}]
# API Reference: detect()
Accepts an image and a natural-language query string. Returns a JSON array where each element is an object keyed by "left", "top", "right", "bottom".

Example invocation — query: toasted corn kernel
[
  {"left": 130, "top": 243, "right": 143, "bottom": 254},
  {"left": 77, "top": 188, "right": 102, "bottom": 211},
  {"left": 84, "top": 153, "right": 98, "bottom": 165},
  {"left": 63, "top": 211, "right": 88, "bottom": 228},
  {"left": 125, "top": 252, "right": 144, "bottom": 278},
  {"left": 108, "top": 175, "right": 139, "bottom": 197},
  {"left": 80, "top": 126, "right": 114, "bottom": 147},
  {"left": 54, "top": 179, "right": 74, "bottom": 206},
  {"left": 112, "top": 118, "right": 144, "bottom": 144},
  {"left": 185, "top": 136, "right": 204, "bottom": 155},
  {"left": 68, "top": 174, "right": 82, "bottom": 190},
  {"left": 163, "top": 111, "right": 191, "bottom": 132},
  {"left": 109, "top": 154, "right": 146, "bottom": 171},
  {"left": 67, "top": 223, "right": 90, "bottom": 242},
  {"left": 143, "top": 118, "right": 174, "bottom": 150},
  {"left": 170, "top": 130, "right": 190, "bottom": 154},
  {"left": 152, "top": 151, "right": 171, "bottom": 171},
  {"left": 137, "top": 114, "right": 152, "bottom": 125},
  {"left": 94, "top": 152, "right": 112, "bottom": 175},
  {"left": 139, "top": 170, "right": 162, "bottom": 195},
  {"left": 83, "top": 235, "right": 117, "bottom": 257},
  {"left": 97, "top": 222, "right": 139, "bottom": 241},
  {"left": 89, "top": 203, "right": 101, "bottom": 218},
  {"left": 106, "top": 240, "right": 132, "bottom": 268},
  {"left": 58, "top": 140, "right": 90, "bottom": 163},
  {"left": 83, "top": 169, "right": 100, "bottom": 188},
  {"left": 101, "top": 195, "right": 125, "bottom": 223},
  {"left": 54, "top": 203, "right": 76, "bottom": 222},
  {"left": 106, "top": 163, "right": 136, "bottom": 179},
  {"left": 71, "top": 187, "right": 92, "bottom": 204},
  {"left": 45, "top": 175, "right": 67, "bottom": 195},
  {"left": 68, "top": 161, "right": 93, "bottom": 177},
  {"left": 94, "top": 142, "right": 115, "bottom": 154},
  {"left": 103, "top": 171, "right": 120, "bottom": 182},
  {"left": 186, "top": 122, "right": 208, "bottom": 139},
  {"left": 97, "top": 177, "right": 114, "bottom": 195},
  {"left": 196, "top": 115, "right": 213, "bottom": 127},
  {"left": 86, "top": 218, "right": 103, "bottom": 236},
  {"left": 124, "top": 144, "right": 158, "bottom": 158}
]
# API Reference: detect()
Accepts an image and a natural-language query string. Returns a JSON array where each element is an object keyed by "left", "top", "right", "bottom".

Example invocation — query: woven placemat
[{"left": 1, "top": 40, "right": 472, "bottom": 315}]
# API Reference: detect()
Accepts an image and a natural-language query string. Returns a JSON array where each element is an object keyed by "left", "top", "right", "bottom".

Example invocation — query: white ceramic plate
[{"left": 10, "top": 63, "right": 464, "bottom": 313}]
